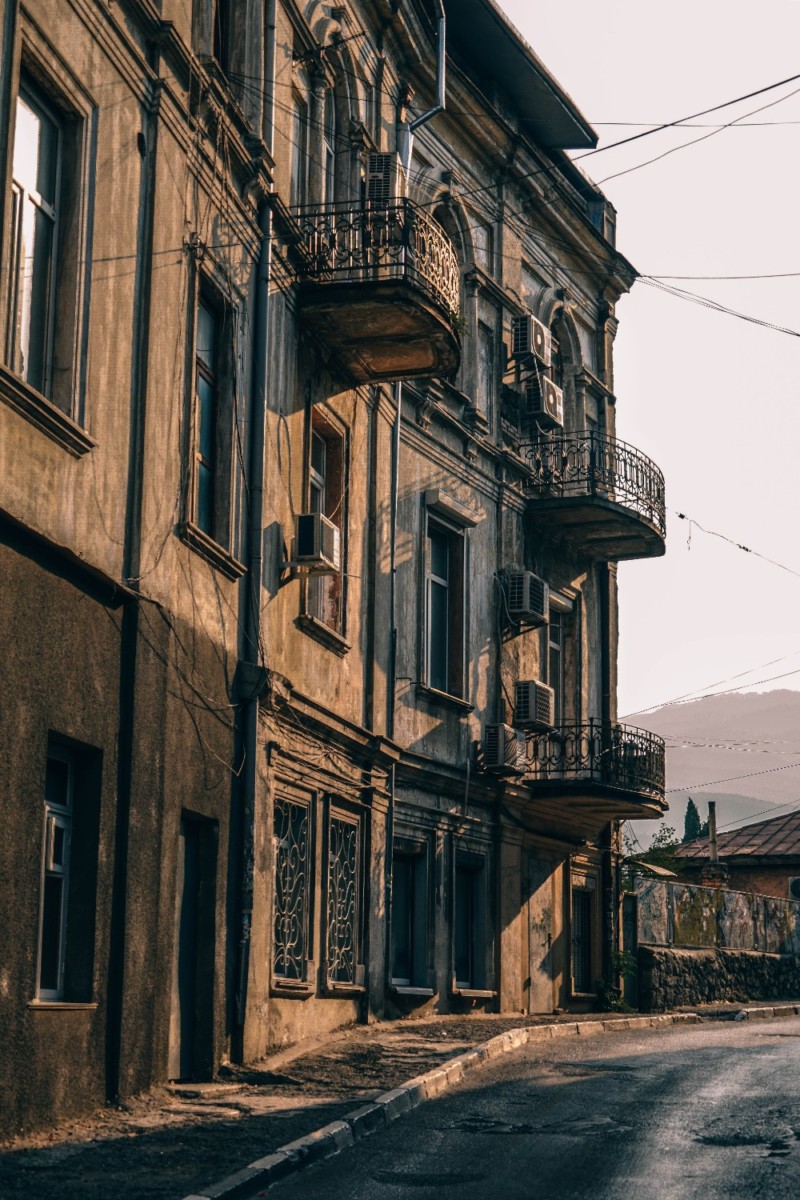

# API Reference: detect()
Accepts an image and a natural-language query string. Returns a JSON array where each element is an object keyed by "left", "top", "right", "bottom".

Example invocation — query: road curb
[{"left": 179, "top": 1009, "right": 775, "bottom": 1199}]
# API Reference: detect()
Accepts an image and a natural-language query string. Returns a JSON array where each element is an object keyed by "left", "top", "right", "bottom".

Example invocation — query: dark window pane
[
  {"left": 429, "top": 581, "right": 448, "bottom": 691},
  {"left": 52, "top": 823, "right": 65, "bottom": 868},
  {"left": 429, "top": 528, "right": 448, "bottom": 581},
  {"left": 273, "top": 799, "right": 310, "bottom": 980},
  {"left": 454, "top": 866, "right": 473, "bottom": 987},
  {"left": 391, "top": 857, "right": 413, "bottom": 982},
  {"left": 45, "top": 758, "right": 70, "bottom": 808},
  {"left": 40, "top": 874, "right": 63, "bottom": 992},
  {"left": 311, "top": 432, "right": 326, "bottom": 481},
  {"left": 197, "top": 462, "right": 214, "bottom": 534},
  {"left": 196, "top": 302, "right": 217, "bottom": 371},
  {"left": 571, "top": 890, "right": 592, "bottom": 992},
  {"left": 197, "top": 374, "right": 216, "bottom": 463},
  {"left": 327, "top": 817, "right": 358, "bottom": 984}
]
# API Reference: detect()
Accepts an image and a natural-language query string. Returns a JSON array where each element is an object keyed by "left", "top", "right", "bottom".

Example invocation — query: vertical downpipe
[
  {"left": 599, "top": 562, "right": 614, "bottom": 985},
  {"left": 108, "top": 55, "right": 162, "bottom": 1100},
  {"left": 234, "top": 0, "right": 276, "bottom": 1046}
]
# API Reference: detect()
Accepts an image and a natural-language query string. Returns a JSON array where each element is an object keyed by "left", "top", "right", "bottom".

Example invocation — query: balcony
[
  {"left": 292, "top": 201, "right": 462, "bottom": 384},
  {"left": 522, "top": 431, "right": 666, "bottom": 561},
  {"left": 525, "top": 722, "right": 666, "bottom": 831}
]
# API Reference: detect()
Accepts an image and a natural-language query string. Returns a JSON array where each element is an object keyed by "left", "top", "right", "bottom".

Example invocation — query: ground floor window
[
  {"left": 454, "top": 853, "right": 487, "bottom": 990},
  {"left": 273, "top": 796, "right": 311, "bottom": 982},
  {"left": 571, "top": 888, "right": 594, "bottom": 993},
  {"left": 391, "top": 843, "right": 430, "bottom": 989},
  {"left": 326, "top": 809, "right": 362, "bottom": 986}
]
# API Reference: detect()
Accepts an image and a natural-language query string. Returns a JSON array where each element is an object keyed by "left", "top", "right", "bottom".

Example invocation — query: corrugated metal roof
[{"left": 676, "top": 809, "right": 800, "bottom": 861}]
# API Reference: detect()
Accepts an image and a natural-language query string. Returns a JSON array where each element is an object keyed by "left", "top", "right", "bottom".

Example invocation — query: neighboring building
[
  {"left": 676, "top": 811, "right": 800, "bottom": 899},
  {"left": 0, "top": 0, "right": 666, "bottom": 1135}
]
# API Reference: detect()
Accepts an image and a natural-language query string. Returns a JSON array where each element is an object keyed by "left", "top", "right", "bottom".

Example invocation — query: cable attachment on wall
[{"left": 184, "top": 231, "right": 207, "bottom": 263}]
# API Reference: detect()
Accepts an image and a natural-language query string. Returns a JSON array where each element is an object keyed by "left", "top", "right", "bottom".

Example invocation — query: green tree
[
  {"left": 683, "top": 797, "right": 702, "bottom": 843},
  {"left": 638, "top": 822, "right": 681, "bottom": 873}
]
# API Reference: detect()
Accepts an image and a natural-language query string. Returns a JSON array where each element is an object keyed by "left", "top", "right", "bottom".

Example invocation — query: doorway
[
  {"left": 168, "top": 815, "right": 217, "bottom": 1081},
  {"left": 526, "top": 856, "right": 556, "bottom": 1013}
]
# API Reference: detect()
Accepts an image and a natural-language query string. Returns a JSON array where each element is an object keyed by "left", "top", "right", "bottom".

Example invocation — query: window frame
[
  {"left": 323, "top": 799, "right": 366, "bottom": 993},
  {"left": 37, "top": 747, "right": 74, "bottom": 1001},
  {"left": 452, "top": 848, "right": 492, "bottom": 996},
  {"left": 272, "top": 791, "right": 315, "bottom": 992},
  {"left": 390, "top": 837, "right": 432, "bottom": 993},
  {"left": 300, "top": 404, "right": 348, "bottom": 646},
  {"left": 0, "top": 45, "right": 97, "bottom": 452},
  {"left": 179, "top": 267, "right": 245, "bottom": 579},
  {"left": 423, "top": 513, "right": 466, "bottom": 701}
]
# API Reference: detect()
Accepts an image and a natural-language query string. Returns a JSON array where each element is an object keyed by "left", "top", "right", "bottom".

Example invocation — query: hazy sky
[{"left": 498, "top": 0, "right": 800, "bottom": 718}]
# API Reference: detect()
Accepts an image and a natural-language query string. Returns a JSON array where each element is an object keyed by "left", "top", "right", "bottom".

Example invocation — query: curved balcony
[
  {"left": 293, "top": 200, "right": 461, "bottom": 384},
  {"left": 525, "top": 721, "right": 666, "bottom": 825},
  {"left": 522, "top": 431, "right": 666, "bottom": 561}
]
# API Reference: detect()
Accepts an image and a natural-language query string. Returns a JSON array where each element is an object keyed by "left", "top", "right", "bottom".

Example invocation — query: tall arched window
[{"left": 322, "top": 88, "right": 336, "bottom": 206}]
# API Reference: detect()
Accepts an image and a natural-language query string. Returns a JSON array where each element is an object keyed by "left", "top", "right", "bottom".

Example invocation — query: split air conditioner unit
[
  {"left": 514, "top": 680, "right": 555, "bottom": 731},
  {"left": 505, "top": 570, "right": 549, "bottom": 626},
  {"left": 366, "top": 152, "right": 408, "bottom": 205},
  {"left": 483, "top": 723, "right": 526, "bottom": 773},
  {"left": 525, "top": 376, "right": 564, "bottom": 430},
  {"left": 511, "top": 313, "right": 551, "bottom": 366},
  {"left": 293, "top": 512, "right": 341, "bottom": 574}
]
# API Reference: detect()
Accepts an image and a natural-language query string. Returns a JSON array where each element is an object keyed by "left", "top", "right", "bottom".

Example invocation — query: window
[
  {"left": 477, "top": 321, "right": 496, "bottom": 428},
  {"left": 290, "top": 90, "right": 309, "bottom": 208},
  {"left": 571, "top": 888, "right": 593, "bottom": 994},
  {"left": 454, "top": 853, "right": 487, "bottom": 991},
  {"left": 6, "top": 83, "right": 60, "bottom": 398},
  {"left": 425, "top": 519, "right": 465, "bottom": 697},
  {"left": 212, "top": 0, "right": 230, "bottom": 73},
  {"left": 305, "top": 410, "right": 345, "bottom": 635},
  {"left": 322, "top": 89, "right": 336, "bottom": 207},
  {"left": 391, "top": 844, "right": 430, "bottom": 990},
  {"left": 273, "top": 796, "right": 312, "bottom": 983},
  {"left": 326, "top": 809, "right": 363, "bottom": 988},
  {"left": 472, "top": 222, "right": 494, "bottom": 275},
  {"left": 548, "top": 608, "right": 564, "bottom": 724},
  {"left": 37, "top": 744, "right": 101, "bottom": 1002},
  {"left": 182, "top": 283, "right": 242, "bottom": 574}
]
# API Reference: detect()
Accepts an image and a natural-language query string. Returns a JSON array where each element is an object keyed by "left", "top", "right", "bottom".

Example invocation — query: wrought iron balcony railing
[
  {"left": 292, "top": 199, "right": 461, "bottom": 321},
  {"left": 526, "top": 721, "right": 665, "bottom": 800},
  {"left": 522, "top": 431, "right": 666, "bottom": 539}
]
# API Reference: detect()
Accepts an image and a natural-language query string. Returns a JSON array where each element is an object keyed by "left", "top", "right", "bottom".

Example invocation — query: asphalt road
[{"left": 265, "top": 1017, "right": 800, "bottom": 1199}]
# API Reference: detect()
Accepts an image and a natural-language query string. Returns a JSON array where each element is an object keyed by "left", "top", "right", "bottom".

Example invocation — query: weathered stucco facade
[{"left": 0, "top": 0, "right": 667, "bottom": 1135}]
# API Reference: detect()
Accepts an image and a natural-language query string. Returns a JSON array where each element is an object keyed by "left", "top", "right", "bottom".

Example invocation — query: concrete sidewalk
[{"left": 2, "top": 1005, "right": 798, "bottom": 1200}]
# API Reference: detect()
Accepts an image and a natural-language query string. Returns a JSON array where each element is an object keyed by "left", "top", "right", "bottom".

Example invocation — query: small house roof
[{"left": 676, "top": 808, "right": 800, "bottom": 862}]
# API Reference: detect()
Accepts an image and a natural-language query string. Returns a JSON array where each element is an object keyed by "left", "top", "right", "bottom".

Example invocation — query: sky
[{"left": 498, "top": 0, "right": 800, "bottom": 719}]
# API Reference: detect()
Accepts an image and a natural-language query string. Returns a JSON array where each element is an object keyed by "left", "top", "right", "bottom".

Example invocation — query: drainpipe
[
  {"left": 107, "top": 48, "right": 162, "bottom": 1101},
  {"left": 598, "top": 562, "right": 614, "bottom": 986},
  {"left": 385, "top": 4, "right": 448, "bottom": 987},
  {"left": 708, "top": 800, "right": 719, "bottom": 864},
  {"left": 234, "top": 0, "right": 276, "bottom": 1042}
]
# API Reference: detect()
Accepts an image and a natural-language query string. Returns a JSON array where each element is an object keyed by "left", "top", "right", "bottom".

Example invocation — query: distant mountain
[{"left": 625, "top": 690, "right": 800, "bottom": 848}]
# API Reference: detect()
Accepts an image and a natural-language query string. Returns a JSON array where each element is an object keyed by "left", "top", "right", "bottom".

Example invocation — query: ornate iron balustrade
[
  {"left": 522, "top": 431, "right": 666, "bottom": 537},
  {"left": 292, "top": 199, "right": 461, "bottom": 320},
  {"left": 526, "top": 721, "right": 665, "bottom": 799}
]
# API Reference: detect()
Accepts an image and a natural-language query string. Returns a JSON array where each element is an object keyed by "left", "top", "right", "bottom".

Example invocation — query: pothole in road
[
  {"left": 439, "top": 1115, "right": 536, "bottom": 1135},
  {"left": 372, "top": 1170, "right": 489, "bottom": 1187},
  {"left": 696, "top": 1127, "right": 797, "bottom": 1158}
]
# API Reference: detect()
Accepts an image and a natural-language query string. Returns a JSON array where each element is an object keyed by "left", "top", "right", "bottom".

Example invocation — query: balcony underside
[
  {"left": 526, "top": 495, "right": 666, "bottom": 561},
  {"left": 299, "top": 279, "right": 461, "bottom": 384},
  {"left": 523, "top": 782, "right": 667, "bottom": 841}
]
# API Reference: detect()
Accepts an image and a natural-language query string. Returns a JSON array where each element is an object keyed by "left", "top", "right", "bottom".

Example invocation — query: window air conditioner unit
[
  {"left": 294, "top": 512, "right": 341, "bottom": 573},
  {"left": 506, "top": 570, "right": 549, "bottom": 625},
  {"left": 511, "top": 314, "right": 551, "bottom": 366},
  {"left": 789, "top": 877, "right": 800, "bottom": 902},
  {"left": 525, "top": 376, "right": 564, "bottom": 429},
  {"left": 483, "top": 723, "right": 526, "bottom": 773},
  {"left": 366, "top": 152, "right": 407, "bottom": 205},
  {"left": 514, "top": 680, "right": 555, "bottom": 730}
]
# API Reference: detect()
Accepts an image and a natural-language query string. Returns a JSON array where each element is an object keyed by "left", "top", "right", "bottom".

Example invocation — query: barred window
[
  {"left": 326, "top": 812, "right": 360, "bottom": 986},
  {"left": 273, "top": 797, "right": 311, "bottom": 982}
]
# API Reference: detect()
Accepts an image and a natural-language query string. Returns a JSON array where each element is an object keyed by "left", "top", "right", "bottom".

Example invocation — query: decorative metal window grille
[
  {"left": 273, "top": 798, "right": 310, "bottom": 981},
  {"left": 327, "top": 815, "right": 359, "bottom": 984}
]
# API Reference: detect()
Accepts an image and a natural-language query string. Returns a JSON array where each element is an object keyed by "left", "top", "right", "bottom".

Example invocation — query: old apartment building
[{"left": 0, "top": 0, "right": 667, "bottom": 1133}]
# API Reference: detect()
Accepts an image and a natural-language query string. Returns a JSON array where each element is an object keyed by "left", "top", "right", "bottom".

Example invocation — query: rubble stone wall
[{"left": 638, "top": 946, "right": 800, "bottom": 1011}]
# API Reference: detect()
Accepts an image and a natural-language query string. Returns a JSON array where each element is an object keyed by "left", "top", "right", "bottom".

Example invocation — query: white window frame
[{"left": 37, "top": 748, "right": 74, "bottom": 1001}]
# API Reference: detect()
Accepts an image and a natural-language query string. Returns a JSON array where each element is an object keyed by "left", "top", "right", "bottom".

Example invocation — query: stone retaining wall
[{"left": 639, "top": 946, "right": 800, "bottom": 1011}]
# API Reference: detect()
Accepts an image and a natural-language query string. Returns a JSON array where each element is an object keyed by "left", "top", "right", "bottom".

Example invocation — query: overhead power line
[{"left": 674, "top": 513, "right": 800, "bottom": 579}]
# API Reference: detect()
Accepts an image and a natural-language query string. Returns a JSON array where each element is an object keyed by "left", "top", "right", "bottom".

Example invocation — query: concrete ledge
[{"left": 182, "top": 1006, "right": 799, "bottom": 1199}]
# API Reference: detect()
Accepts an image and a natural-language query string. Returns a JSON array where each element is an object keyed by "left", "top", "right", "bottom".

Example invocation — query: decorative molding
[
  {"left": 178, "top": 521, "right": 247, "bottom": 580},
  {"left": 424, "top": 488, "right": 484, "bottom": 527},
  {"left": 0, "top": 365, "right": 96, "bottom": 457}
]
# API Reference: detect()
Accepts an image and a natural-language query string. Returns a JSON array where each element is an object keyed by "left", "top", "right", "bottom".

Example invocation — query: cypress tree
[{"left": 683, "top": 797, "right": 702, "bottom": 843}]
